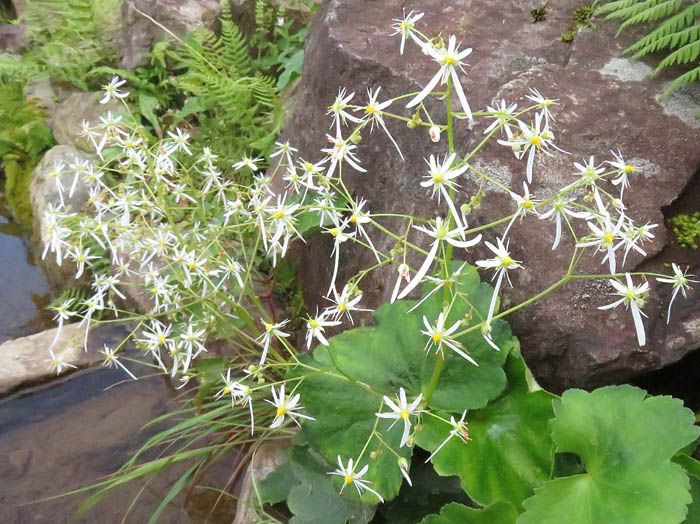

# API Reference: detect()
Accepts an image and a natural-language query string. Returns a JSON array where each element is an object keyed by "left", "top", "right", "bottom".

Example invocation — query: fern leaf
[
  {"left": 617, "top": 0, "right": 683, "bottom": 34},
  {"left": 661, "top": 63, "right": 700, "bottom": 95},
  {"left": 595, "top": 0, "right": 640, "bottom": 16},
  {"left": 599, "top": 0, "right": 668, "bottom": 20},
  {"left": 626, "top": 4, "right": 700, "bottom": 55},
  {"left": 656, "top": 38, "right": 700, "bottom": 69}
]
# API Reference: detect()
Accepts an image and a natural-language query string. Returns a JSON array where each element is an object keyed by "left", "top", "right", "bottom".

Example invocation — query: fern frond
[
  {"left": 662, "top": 62, "right": 700, "bottom": 95},
  {"left": 656, "top": 38, "right": 700, "bottom": 69},
  {"left": 220, "top": 13, "right": 252, "bottom": 77},
  {"left": 597, "top": 0, "right": 667, "bottom": 19},
  {"left": 627, "top": 4, "right": 700, "bottom": 55},
  {"left": 617, "top": 0, "right": 683, "bottom": 34}
]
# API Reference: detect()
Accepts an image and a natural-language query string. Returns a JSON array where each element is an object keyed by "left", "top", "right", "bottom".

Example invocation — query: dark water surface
[{"left": 0, "top": 191, "right": 53, "bottom": 343}]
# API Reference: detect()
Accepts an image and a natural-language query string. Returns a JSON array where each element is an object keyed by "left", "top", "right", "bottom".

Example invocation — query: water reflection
[{"left": 0, "top": 190, "right": 53, "bottom": 344}]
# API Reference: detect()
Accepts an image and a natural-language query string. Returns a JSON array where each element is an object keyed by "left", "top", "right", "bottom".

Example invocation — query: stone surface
[
  {"left": 24, "top": 78, "right": 57, "bottom": 125},
  {"left": 0, "top": 323, "right": 113, "bottom": 395},
  {"left": 119, "top": 0, "right": 221, "bottom": 70},
  {"left": 29, "top": 145, "right": 95, "bottom": 287},
  {"left": 51, "top": 91, "right": 123, "bottom": 152},
  {"left": 0, "top": 23, "right": 27, "bottom": 53},
  {"left": 233, "top": 440, "right": 290, "bottom": 524},
  {"left": 276, "top": 0, "right": 700, "bottom": 391}
]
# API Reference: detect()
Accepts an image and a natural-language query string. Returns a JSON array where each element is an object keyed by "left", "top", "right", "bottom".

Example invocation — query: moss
[
  {"left": 670, "top": 212, "right": 700, "bottom": 250},
  {"left": 272, "top": 258, "right": 308, "bottom": 330},
  {"left": 562, "top": 4, "right": 596, "bottom": 44},
  {"left": 530, "top": 7, "right": 547, "bottom": 23},
  {"left": 2, "top": 157, "right": 36, "bottom": 229}
]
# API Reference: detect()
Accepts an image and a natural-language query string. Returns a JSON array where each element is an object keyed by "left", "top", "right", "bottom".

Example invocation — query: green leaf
[
  {"left": 518, "top": 386, "right": 700, "bottom": 524},
  {"left": 684, "top": 474, "right": 700, "bottom": 523},
  {"left": 285, "top": 445, "right": 375, "bottom": 524},
  {"left": 415, "top": 350, "right": 556, "bottom": 511},
  {"left": 178, "top": 96, "right": 209, "bottom": 119},
  {"left": 419, "top": 501, "right": 518, "bottom": 524},
  {"left": 148, "top": 463, "right": 198, "bottom": 524},
  {"left": 138, "top": 92, "right": 161, "bottom": 133},
  {"left": 277, "top": 49, "right": 304, "bottom": 89},
  {"left": 293, "top": 265, "right": 515, "bottom": 502},
  {"left": 257, "top": 450, "right": 296, "bottom": 504}
]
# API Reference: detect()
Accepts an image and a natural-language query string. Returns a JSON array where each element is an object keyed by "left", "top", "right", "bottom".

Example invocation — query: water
[{"left": 0, "top": 191, "right": 53, "bottom": 343}]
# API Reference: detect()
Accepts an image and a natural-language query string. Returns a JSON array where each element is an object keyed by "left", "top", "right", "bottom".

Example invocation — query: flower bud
[{"left": 429, "top": 125, "right": 441, "bottom": 142}]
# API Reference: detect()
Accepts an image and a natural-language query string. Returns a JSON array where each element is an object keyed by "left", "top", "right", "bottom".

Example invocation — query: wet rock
[
  {"left": 7, "top": 449, "right": 30, "bottom": 475},
  {"left": 119, "top": 0, "right": 221, "bottom": 70},
  {"left": 51, "top": 91, "right": 124, "bottom": 153},
  {"left": 0, "top": 324, "right": 90, "bottom": 395},
  {"left": 29, "top": 145, "right": 95, "bottom": 287},
  {"left": 0, "top": 23, "right": 27, "bottom": 53},
  {"left": 276, "top": 0, "right": 700, "bottom": 390}
]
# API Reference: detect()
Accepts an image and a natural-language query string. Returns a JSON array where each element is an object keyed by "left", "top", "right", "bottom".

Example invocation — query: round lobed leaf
[{"left": 518, "top": 385, "right": 700, "bottom": 524}]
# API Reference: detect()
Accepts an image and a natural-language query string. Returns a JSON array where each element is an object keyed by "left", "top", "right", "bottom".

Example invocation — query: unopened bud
[{"left": 429, "top": 125, "right": 441, "bottom": 143}]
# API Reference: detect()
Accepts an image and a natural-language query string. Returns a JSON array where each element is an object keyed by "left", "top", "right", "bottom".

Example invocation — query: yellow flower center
[
  {"left": 158, "top": 336, "right": 166, "bottom": 344},
  {"left": 432, "top": 172, "right": 443, "bottom": 183},
  {"left": 432, "top": 333, "right": 442, "bottom": 343},
  {"left": 330, "top": 227, "right": 339, "bottom": 237},
  {"left": 365, "top": 105, "right": 376, "bottom": 114},
  {"left": 344, "top": 475, "right": 354, "bottom": 485},
  {"left": 400, "top": 410, "right": 410, "bottom": 420},
  {"left": 223, "top": 386, "right": 231, "bottom": 394},
  {"left": 523, "top": 200, "right": 533, "bottom": 209},
  {"left": 274, "top": 210, "right": 285, "bottom": 219},
  {"left": 443, "top": 55, "right": 456, "bottom": 66},
  {"left": 265, "top": 322, "right": 274, "bottom": 332},
  {"left": 530, "top": 136, "right": 542, "bottom": 147},
  {"left": 604, "top": 234, "right": 614, "bottom": 244},
  {"left": 189, "top": 262, "right": 195, "bottom": 270},
  {"left": 308, "top": 319, "right": 319, "bottom": 329},
  {"left": 276, "top": 406, "right": 287, "bottom": 417},
  {"left": 501, "top": 256, "right": 514, "bottom": 267},
  {"left": 624, "top": 164, "right": 635, "bottom": 173},
  {"left": 338, "top": 304, "right": 347, "bottom": 312},
  {"left": 625, "top": 290, "right": 636, "bottom": 300},
  {"left": 350, "top": 215, "right": 357, "bottom": 223}
]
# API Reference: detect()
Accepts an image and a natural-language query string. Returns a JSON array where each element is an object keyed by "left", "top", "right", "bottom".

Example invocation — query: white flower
[
  {"left": 539, "top": 198, "right": 591, "bottom": 250},
  {"left": 266, "top": 384, "right": 314, "bottom": 428},
  {"left": 270, "top": 140, "right": 297, "bottom": 167},
  {"left": 497, "top": 111, "right": 567, "bottom": 183},
  {"left": 475, "top": 237, "right": 522, "bottom": 331},
  {"left": 568, "top": 156, "right": 606, "bottom": 190},
  {"left": 328, "top": 456, "right": 384, "bottom": 502},
  {"left": 324, "top": 220, "right": 356, "bottom": 295},
  {"left": 305, "top": 310, "right": 341, "bottom": 348},
  {"left": 598, "top": 273, "right": 650, "bottom": 346},
  {"left": 483, "top": 99, "right": 518, "bottom": 139},
  {"left": 406, "top": 35, "right": 474, "bottom": 120},
  {"left": 421, "top": 312, "right": 477, "bottom": 366},
  {"left": 358, "top": 87, "right": 403, "bottom": 159},
  {"left": 657, "top": 264, "right": 697, "bottom": 324},
  {"left": 233, "top": 154, "right": 264, "bottom": 172},
  {"left": 390, "top": 9, "right": 424, "bottom": 55},
  {"left": 166, "top": 128, "right": 192, "bottom": 156},
  {"left": 525, "top": 88, "right": 557, "bottom": 126},
  {"left": 323, "top": 284, "right": 371, "bottom": 324},
  {"left": 256, "top": 318, "right": 291, "bottom": 366},
  {"left": 576, "top": 213, "right": 625, "bottom": 274},
  {"left": 100, "top": 76, "right": 128, "bottom": 104},
  {"left": 49, "top": 349, "right": 76, "bottom": 375},
  {"left": 322, "top": 131, "right": 366, "bottom": 178},
  {"left": 327, "top": 87, "right": 363, "bottom": 134},
  {"left": 376, "top": 387, "right": 423, "bottom": 447},
  {"left": 502, "top": 181, "right": 540, "bottom": 238},
  {"left": 101, "top": 344, "right": 137, "bottom": 380},
  {"left": 420, "top": 153, "right": 470, "bottom": 234},
  {"left": 425, "top": 411, "right": 471, "bottom": 463},
  {"left": 607, "top": 150, "right": 638, "bottom": 197},
  {"left": 396, "top": 217, "right": 481, "bottom": 302}
]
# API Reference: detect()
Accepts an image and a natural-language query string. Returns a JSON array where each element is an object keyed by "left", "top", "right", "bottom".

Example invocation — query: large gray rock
[
  {"left": 229, "top": 0, "right": 316, "bottom": 37},
  {"left": 276, "top": 0, "right": 700, "bottom": 391},
  {"left": 119, "top": 0, "right": 221, "bottom": 70},
  {"left": 29, "top": 145, "right": 95, "bottom": 287},
  {"left": 51, "top": 91, "right": 124, "bottom": 152},
  {"left": 0, "top": 23, "right": 27, "bottom": 53}
]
